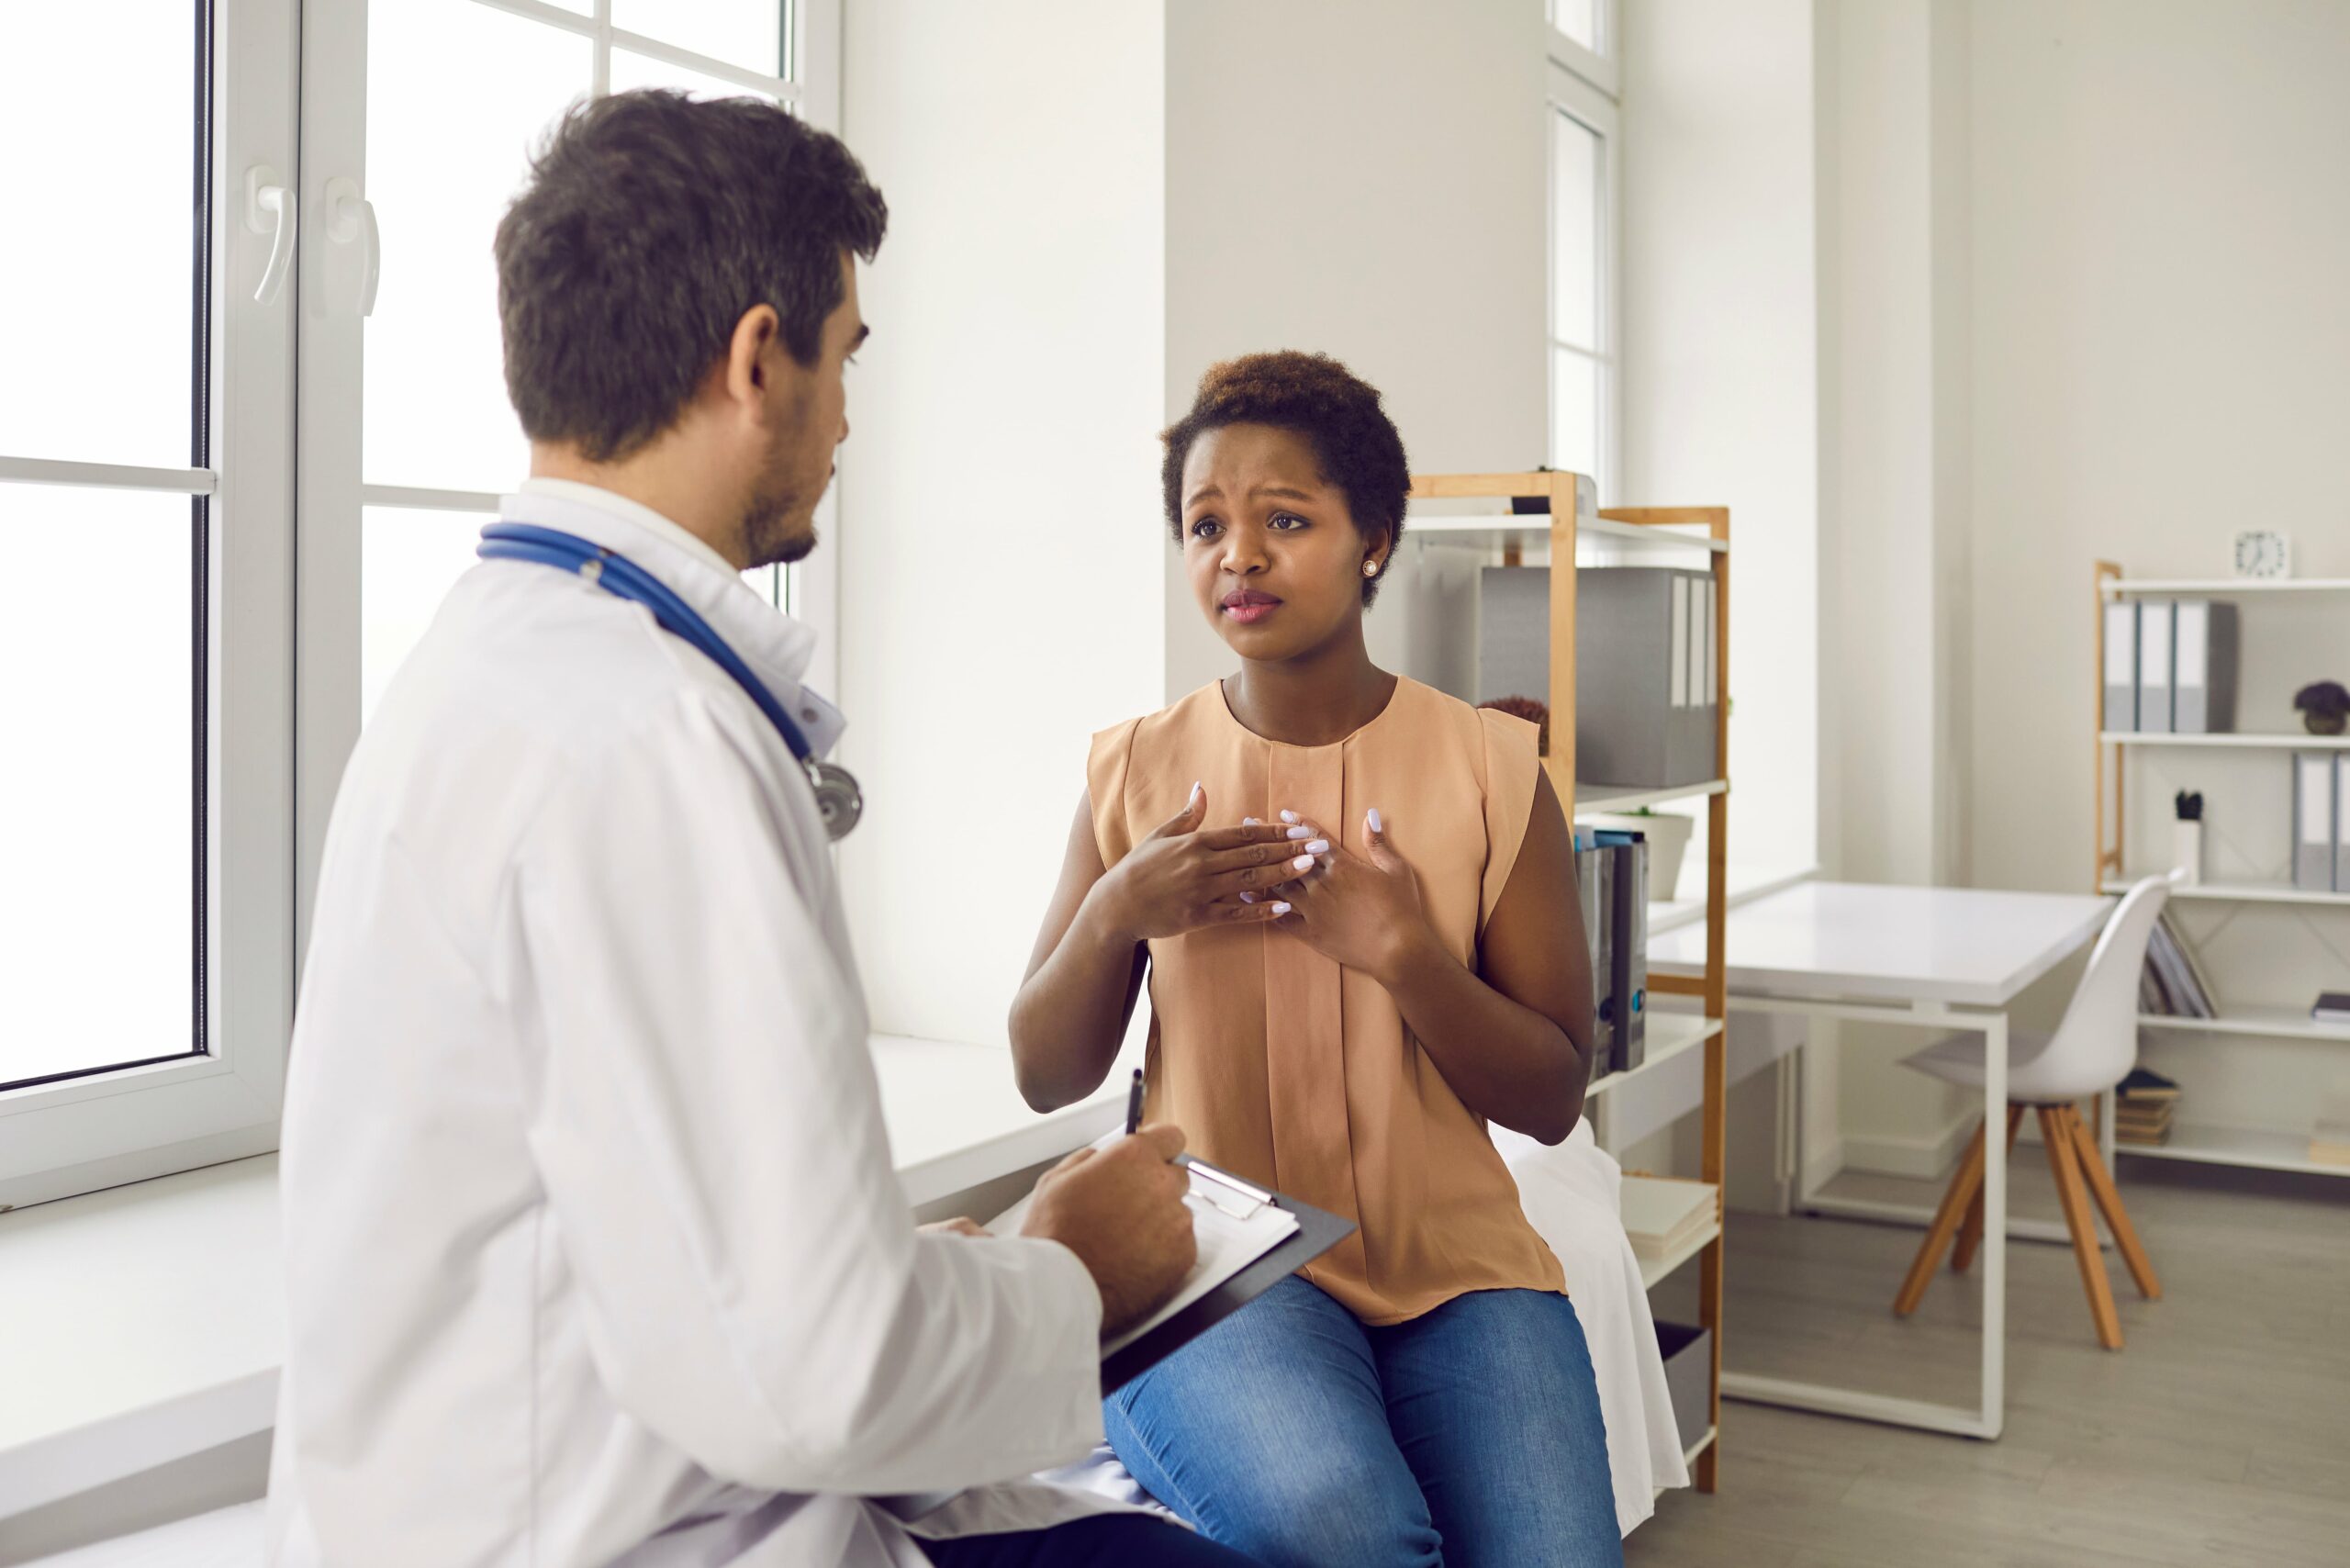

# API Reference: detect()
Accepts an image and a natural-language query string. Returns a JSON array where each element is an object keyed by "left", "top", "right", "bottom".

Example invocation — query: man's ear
[{"left": 722, "top": 304, "right": 783, "bottom": 416}]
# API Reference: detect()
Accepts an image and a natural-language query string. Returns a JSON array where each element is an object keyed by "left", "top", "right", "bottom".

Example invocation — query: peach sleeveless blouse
[{"left": 1087, "top": 677, "right": 1567, "bottom": 1325}]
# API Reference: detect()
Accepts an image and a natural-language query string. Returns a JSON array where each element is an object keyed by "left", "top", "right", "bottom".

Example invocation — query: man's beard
[{"left": 741, "top": 479, "right": 817, "bottom": 568}]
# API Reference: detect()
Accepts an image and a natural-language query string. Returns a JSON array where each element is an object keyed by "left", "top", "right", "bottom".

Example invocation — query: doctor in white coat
[{"left": 267, "top": 91, "right": 1260, "bottom": 1568}]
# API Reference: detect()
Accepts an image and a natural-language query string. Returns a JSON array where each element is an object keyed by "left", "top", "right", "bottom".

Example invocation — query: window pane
[
  {"left": 365, "top": 1, "right": 591, "bottom": 495},
  {"left": 364, "top": 507, "right": 490, "bottom": 724},
  {"left": 1551, "top": 0, "right": 1600, "bottom": 54},
  {"left": 1551, "top": 345, "right": 1598, "bottom": 481},
  {"left": 610, "top": 48, "right": 769, "bottom": 103},
  {"left": 613, "top": 0, "right": 788, "bottom": 80},
  {"left": 1552, "top": 108, "right": 1600, "bottom": 352},
  {"left": 0, "top": 10, "right": 196, "bottom": 468},
  {"left": 0, "top": 485, "right": 196, "bottom": 1087}
]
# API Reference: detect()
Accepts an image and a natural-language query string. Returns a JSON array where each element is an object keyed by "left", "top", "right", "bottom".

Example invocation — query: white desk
[{"left": 1650, "top": 880, "right": 2112, "bottom": 1440}]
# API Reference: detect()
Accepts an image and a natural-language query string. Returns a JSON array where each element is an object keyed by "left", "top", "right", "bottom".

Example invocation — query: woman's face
[{"left": 1181, "top": 423, "right": 1387, "bottom": 662}]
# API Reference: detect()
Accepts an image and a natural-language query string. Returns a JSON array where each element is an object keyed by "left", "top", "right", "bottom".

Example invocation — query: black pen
[{"left": 1125, "top": 1068, "right": 1145, "bottom": 1137}]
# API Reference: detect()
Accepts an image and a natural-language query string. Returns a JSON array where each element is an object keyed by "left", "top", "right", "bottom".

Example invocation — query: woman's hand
[
  {"left": 1093, "top": 785, "right": 1325, "bottom": 941},
  {"left": 1273, "top": 809, "right": 1435, "bottom": 983}
]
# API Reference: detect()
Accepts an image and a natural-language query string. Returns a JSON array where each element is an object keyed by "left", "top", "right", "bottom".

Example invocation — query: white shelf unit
[
  {"left": 1578, "top": 778, "right": 1728, "bottom": 817},
  {"left": 2098, "top": 731, "right": 2350, "bottom": 750},
  {"left": 2094, "top": 558, "right": 2350, "bottom": 1187},
  {"left": 1409, "top": 475, "right": 1732, "bottom": 1491},
  {"left": 2102, "top": 577, "right": 2350, "bottom": 596},
  {"left": 2118, "top": 1123, "right": 2350, "bottom": 1180},
  {"left": 2102, "top": 878, "right": 2350, "bottom": 908},
  {"left": 1584, "top": 1016, "right": 1725, "bottom": 1101},
  {"left": 2136, "top": 1006, "right": 2350, "bottom": 1045}
]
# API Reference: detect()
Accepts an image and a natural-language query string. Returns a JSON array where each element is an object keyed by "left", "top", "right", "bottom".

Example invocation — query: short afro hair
[{"left": 1161, "top": 351, "right": 1411, "bottom": 604}]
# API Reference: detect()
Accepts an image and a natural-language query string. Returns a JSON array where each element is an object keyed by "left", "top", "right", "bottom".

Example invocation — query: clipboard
[{"left": 1100, "top": 1156, "right": 1355, "bottom": 1394}]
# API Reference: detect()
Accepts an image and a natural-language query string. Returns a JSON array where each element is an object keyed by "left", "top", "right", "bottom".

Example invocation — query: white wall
[
  {"left": 1619, "top": 0, "right": 1821, "bottom": 879},
  {"left": 1160, "top": 0, "right": 1549, "bottom": 702},
  {"left": 840, "top": 3, "right": 1168, "bottom": 1044}
]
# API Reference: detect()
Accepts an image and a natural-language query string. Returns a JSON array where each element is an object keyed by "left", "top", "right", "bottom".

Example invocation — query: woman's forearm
[
  {"left": 1375, "top": 927, "right": 1592, "bottom": 1144},
  {"left": 1009, "top": 889, "right": 1146, "bottom": 1112}
]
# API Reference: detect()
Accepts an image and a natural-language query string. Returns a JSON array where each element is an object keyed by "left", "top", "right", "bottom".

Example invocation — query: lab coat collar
[{"left": 500, "top": 480, "right": 846, "bottom": 758}]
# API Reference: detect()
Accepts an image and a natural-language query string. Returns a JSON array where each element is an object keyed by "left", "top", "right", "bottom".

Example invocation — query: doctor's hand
[
  {"left": 1092, "top": 786, "right": 1329, "bottom": 942},
  {"left": 1020, "top": 1124, "right": 1198, "bottom": 1338}
]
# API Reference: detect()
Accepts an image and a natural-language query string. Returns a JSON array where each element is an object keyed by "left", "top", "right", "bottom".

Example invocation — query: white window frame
[
  {"left": 1, "top": 0, "right": 841, "bottom": 1211},
  {"left": 0, "top": 0, "right": 300, "bottom": 1212},
  {"left": 297, "top": 0, "right": 844, "bottom": 950},
  {"left": 1548, "top": 42, "right": 1622, "bottom": 498}
]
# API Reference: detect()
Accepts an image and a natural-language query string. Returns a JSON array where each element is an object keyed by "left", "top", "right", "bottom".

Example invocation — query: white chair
[{"left": 1889, "top": 876, "right": 2167, "bottom": 1350}]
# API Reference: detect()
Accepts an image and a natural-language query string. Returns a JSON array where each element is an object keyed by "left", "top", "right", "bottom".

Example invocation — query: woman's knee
[{"left": 1200, "top": 1450, "right": 1441, "bottom": 1568}]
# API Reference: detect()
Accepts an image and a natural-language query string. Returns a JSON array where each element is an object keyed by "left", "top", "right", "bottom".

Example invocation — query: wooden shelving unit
[
  {"left": 1406, "top": 470, "right": 1730, "bottom": 1493},
  {"left": 2092, "top": 559, "right": 2350, "bottom": 1183}
]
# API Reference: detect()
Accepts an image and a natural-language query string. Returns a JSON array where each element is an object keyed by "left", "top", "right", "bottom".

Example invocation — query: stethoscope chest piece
[{"left": 806, "top": 759, "right": 864, "bottom": 842}]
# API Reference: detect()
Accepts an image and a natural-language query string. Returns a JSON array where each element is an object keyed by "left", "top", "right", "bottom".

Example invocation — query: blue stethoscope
[{"left": 477, "top": 523, "right": 864, "bottom": 841}]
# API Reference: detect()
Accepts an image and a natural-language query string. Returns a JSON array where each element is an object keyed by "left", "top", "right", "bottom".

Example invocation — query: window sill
[{"left": 0, "top": 1034, "right": 1133, "bottom": 1522}]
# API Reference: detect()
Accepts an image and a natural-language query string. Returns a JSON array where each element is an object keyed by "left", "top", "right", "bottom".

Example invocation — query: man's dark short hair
[
  {"left": 1161, "top": 351, "right": 1412, "bottom": 605},
  {"left": 496, "top": 90, "right": 888, "bottom": 463}
]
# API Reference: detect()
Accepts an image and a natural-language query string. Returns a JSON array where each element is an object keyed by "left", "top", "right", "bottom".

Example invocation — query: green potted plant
[{"left": 2296, "top": 679, "right": 2350, "bottom": 736}]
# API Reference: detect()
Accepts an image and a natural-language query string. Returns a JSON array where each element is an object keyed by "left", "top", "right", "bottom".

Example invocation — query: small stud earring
[{"left": 1362, "top": 560, "right": 1381, "bottom": 578}]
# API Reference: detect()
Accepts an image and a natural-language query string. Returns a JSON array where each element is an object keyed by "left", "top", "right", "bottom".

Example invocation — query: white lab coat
[{"left": 267, "top": 482, "right": 1140, "bottom": 1567}]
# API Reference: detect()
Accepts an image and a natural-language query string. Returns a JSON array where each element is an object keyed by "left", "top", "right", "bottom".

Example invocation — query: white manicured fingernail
[
  {"left": 1243, "top": 816, "right": 1260, "bottom": 826},
  {"left": 1271, "top": 902, "right": 1292, "bottom": 914},
  {"left": 1280, "top": 810, "right": 1301, "bottom": 824},
  {"left": 1292, "top": 854, "right": 1315, "bottom": 872},
  {"left": 1304, "top": 839, "right": 1329, "bottom": 855},
  {"left": 1368, "top": 807, "right": 1384, "bottom": 834},
  {"left": 1239, "top": 891, "right": 1257, "bottom": 903},
  {"left": 1286, "top": 825, "right": 1315, "bottom": 839},
  {"left": 1188, "top": 781, "right": 1203, "bottom": 809}
]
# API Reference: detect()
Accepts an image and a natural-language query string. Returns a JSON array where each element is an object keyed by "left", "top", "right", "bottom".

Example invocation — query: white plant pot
[
  {"left": 1582, "top": 811, "right": 1695, "bottom": 902},
  {"left": 2172, "top": 821, "right": 2203, "bottom": 887}
]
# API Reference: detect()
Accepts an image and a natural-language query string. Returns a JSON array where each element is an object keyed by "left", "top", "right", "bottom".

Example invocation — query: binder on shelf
[
  {"left": 2102, "top": 599, "right": 2137, "bottom": 731},
  {"left": 1669, "top": 577, "right": 1691, "bottom": 710},
  {"left": 1591, "top": 830, "right": 1649, "bottom": 1073},
  {"left": 1700, "top": 577, "right": 1718, "bottom": 706},
  {"left": 2294, "top": 752, "right": 2336, "bottom": 890},
  {"left": 1576, "top": 839, "right": 1615, "bottom": 1066},
  {"left": 2338, "top": 756, "right": 2350, "bottom": 891},
  {"left": 2135, "top": 601, "right": 2173, "bottom": 734},
  {"left": 2170, "top": 599, "right": 2239, "bottom": 734}
]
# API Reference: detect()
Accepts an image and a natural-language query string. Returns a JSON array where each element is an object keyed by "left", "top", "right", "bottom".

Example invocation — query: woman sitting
[{"left": 1009, "top": 352, "right": 1622, "bottom": 1568}]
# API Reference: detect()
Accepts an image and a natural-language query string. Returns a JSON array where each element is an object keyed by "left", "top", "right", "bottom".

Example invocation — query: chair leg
[
  {"left": 1894, "top": 1118, "right": 1987, "bottom": 1317},
  {"left": 1953, "top": 1105, "right": 2027, "bottom": 1274},
  {"left": 2066, "top": 1103, "right": 2162, "bottom": 1300},
  {"left": 2042, "top": 1105, "right": 2124, "bottom": 1350}
]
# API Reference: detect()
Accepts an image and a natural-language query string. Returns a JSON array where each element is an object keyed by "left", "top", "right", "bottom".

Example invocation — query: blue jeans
[
  {"left": 922, "top": 1513, "right": 1263, "bottom": 1566},
  {"left": 1105, "top": 1278, "right": 1622, "bottom": 1568}
]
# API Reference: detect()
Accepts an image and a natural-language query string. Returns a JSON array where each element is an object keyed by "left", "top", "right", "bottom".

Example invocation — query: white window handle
[
  {"left": 325, "top": 175, "right": 381, "bottom": 318},
  {"left": 244, "top": 164, "right": 297, "bottom": 306}
]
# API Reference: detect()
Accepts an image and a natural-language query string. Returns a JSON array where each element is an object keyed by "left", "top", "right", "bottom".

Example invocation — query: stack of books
[
  {"left": 2116, "top": 1067, "right": 2180, "bottom": 1147},
  {"left": 2139, "top": 914, "right": 2216, "bottom": 1020},
  {"left": 1619, "top": 1176, "right": 1718, "bottom": 1261},
  {"left": 2311, "top": 1092, "right": 2350, "bottom": 1170}
]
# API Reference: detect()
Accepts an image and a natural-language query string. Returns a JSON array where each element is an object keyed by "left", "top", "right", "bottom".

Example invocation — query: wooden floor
[{"left": 1632, "top": 1158, "right": 2350, "bottom": 1567}]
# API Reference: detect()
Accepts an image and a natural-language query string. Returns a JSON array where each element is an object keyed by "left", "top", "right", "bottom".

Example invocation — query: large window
[
  {"left": 2, "top": 0, "right": 298, "bottom": 1208},
  {"left": 1, "top": 0, "right": 837, "bottom": 1208},
  {"left": 1549, "top": 21, "right": 1620, "bottom": 497}
]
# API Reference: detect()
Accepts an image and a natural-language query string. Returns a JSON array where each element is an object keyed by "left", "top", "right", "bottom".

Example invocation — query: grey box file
[
  {"left": 1481, "top": 566, "right": 1718, "bottom": 787},
  {"left": 2294, "top": 753, "right": 2337, "bottom": 890},
  {"left": 1577, "top": 844, "right": 1614, "bottom": 1063},
  {"left": 1592, "top": 831, "right": 1649, "bottom": 1073},
  {"left": 1654, "top": 1322, "right": 1713, "bottom": 1456},
  {"left": 2102, "top": 599, "right": 2138, "bottom": 731},
  {"left": 2135, "top": 601, "right": 2174, "bottom": 734},
  {"left": 2171, "top": 599, "right": 2240, "bottom": 734},
  {"left": 2338, "top": 757, "right": 2350, "bottom": 893}
]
